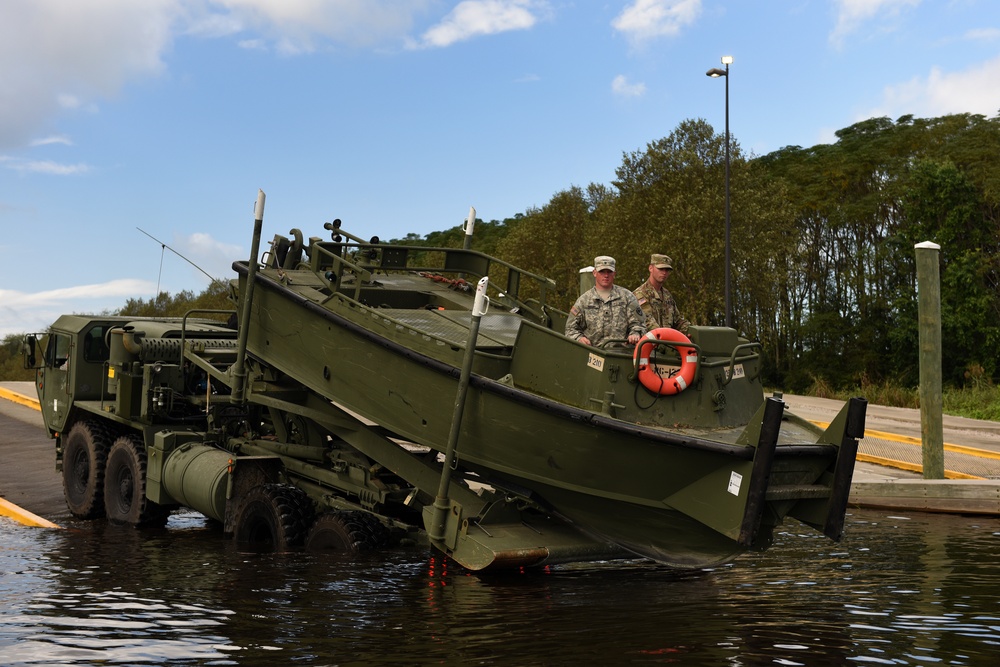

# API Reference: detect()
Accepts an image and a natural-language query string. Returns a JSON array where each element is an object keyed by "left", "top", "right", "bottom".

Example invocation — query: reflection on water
[{"left": 2, "top": 508, "right": 999, "bottom": 665}]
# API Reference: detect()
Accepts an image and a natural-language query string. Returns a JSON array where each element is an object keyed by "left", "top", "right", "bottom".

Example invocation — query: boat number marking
[
  {"left": 652, "top": 364, "right": 680, "bottom": 378},
  {"left": 587, "top": 353, "right": 605, "bottom": 372},
  {"left": 731, "top": 364, "right": 745, "bottom": 380},
  {"left": 727, "top": 471, "right": 742, "bottom": 496}
]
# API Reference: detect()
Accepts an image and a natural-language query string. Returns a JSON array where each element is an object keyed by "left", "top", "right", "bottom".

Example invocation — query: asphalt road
[{"left": 0, "top": 389, "right": 68, "bottom": 521}]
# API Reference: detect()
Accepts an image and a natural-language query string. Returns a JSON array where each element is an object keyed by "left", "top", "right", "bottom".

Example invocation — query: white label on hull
[
  {"left": 731, "top": 364, "right": 745, "bottom": 379},
  {"left": 587, "top": 353, "right": 605, "bottom": 372},
  {"left": 728, "top": 471, "right": 743, "bottom": 496}
]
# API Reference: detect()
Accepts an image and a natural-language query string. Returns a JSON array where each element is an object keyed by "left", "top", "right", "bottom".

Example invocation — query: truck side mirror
[{"left": 23, "top": 334, "right": 37, "bottom": 369}]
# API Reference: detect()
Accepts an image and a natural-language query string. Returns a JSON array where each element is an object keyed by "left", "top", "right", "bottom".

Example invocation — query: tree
[
  {"left": 762, "top": 113, "right": 1000, "bottom": 388},
  {"left": 495, "top": 186, "right": 599, "bottom": 308},
  {"left": 0, "top": 334, "right": 35, "bottom": 382},
  {"left": 599, "top": 119, "right": 798, "bottom": 361},
  {"left": 898, "top": 159, "right": 1000, "bottom": 383},
  {"left": 118, "top": 279, "right": 234, "bottom": 320}
]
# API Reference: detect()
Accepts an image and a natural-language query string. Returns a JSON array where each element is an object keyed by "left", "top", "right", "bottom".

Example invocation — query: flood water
[{"left": 2, "top": 508, "right": 999, "bottom": 666}]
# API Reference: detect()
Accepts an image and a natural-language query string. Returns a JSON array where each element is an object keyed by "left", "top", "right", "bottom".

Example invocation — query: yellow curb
[
  {"left": 0, "top": 386, "right": 41, "bottom": 411},
  {"left": 0, "top": 497, "right": 60, "bottom": 528},
  {"left": 0, "top": 386, "right": 57, "bottom": 527},
  {"left": 856, "top": 452, "right": 983, "bottom": 480}
]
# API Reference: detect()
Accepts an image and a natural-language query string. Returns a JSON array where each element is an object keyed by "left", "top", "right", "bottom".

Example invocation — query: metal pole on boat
[
  {"left": 231, "top": 189, "right": 266, "bottom": 404},
  {"left": 463, "top": 206, "right": 476, "bottom": 250},
  {"left": 458, "top": 207, "right": 476, "bottom": 281},
  {"left": 429, "top": 275, "right": 489, "bottom": 543}
]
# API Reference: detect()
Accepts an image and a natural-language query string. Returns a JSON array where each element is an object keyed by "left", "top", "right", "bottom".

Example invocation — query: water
[{"left": 2, "top": 509, "right": 999, "bottom": 666}]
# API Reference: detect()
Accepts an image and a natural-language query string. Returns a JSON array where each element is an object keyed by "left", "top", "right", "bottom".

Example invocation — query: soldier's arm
[
  {"left": 564, "top": 303, "right": 587, "bottom": 341},
  {"left": 670, "top": 306, "right": 691, "bottom": 334},
  {"left": 626, "top": 294, "right": 648, "bottom": 337}
]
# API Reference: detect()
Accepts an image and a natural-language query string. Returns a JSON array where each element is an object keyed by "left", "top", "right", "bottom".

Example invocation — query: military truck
[{"left": 23, "top": 192, "right": 865, "bottom": 570}]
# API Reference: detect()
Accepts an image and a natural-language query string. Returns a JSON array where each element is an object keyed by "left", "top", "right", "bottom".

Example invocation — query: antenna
[{"left": 136, "top": 228, "right": 216, "bottom": 295}]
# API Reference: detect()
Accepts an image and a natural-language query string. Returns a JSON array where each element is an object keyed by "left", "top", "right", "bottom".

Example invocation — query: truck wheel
[
  {"left": 306, "top": 511, "right": 389, "bottom": 553},
  {"left": 62, "top": 420, "right": 114, "bottom": 519},
  {"left": 104, "top": 434, "right": 170, "bottom": 528},
  {"left": 232, "top": 484, "right": 314, "bottom": 551}
]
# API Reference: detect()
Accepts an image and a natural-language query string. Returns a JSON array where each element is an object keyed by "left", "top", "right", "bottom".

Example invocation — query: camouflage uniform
[
  {"left": 565, "top": 285, "right": 648, "bottom": 348},
  {"left": 633, "top": 279, "right": 690, "bottom": 334}
]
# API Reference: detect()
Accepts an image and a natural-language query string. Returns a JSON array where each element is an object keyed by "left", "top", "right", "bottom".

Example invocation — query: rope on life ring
[{"left": 633, "top": 327, "right": 698, "bottom": 396}]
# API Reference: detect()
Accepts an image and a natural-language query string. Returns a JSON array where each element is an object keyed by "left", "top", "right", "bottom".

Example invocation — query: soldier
[
  {"left": 633, "top": 253, "right": 690, "bottom": 334},
  {"left": 565, "top": 255, "right": 647, "bottom": 348}
]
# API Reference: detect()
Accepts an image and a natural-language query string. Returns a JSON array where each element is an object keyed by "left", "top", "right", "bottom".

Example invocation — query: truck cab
[{"left": 25, "top": 316, "right": 119, "bottom": 439}]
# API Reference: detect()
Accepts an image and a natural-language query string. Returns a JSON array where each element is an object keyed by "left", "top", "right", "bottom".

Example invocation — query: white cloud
[
  {"left": 611, "top": 75, "right": 646, "bottom": 98},
  {"left": 829, "top": 0, "right": 920, "bottom": 48},
  {"left": 0, "top": 280, "right": 156, "bottom": 338},
  {"left": 864, "top": 55, "right": 1000, "bottom": 120},
  {"left": 175, "top": 232, "right": 246, "bottom": 281},
  {"left": 208, "top": 0, "right": 431, "bottom": 52},
  {"left": 237, "top": 38, "right": 268, "bottom": 51},
  {"left": 964, "top": 28, "right": 1000, "bottom": 41},
  {"left": 612, "top": 0, "right": 701, "bottom": 45},
  {"left": 30, "top": 136, "right": 73, "bottom": 147},
  {"left": 0, "top": 0, "right": 434, "bottom": 150},
  {"left": 0, "top": 0, "right": 177, "bottom": 149},
  {"left": 414, "top": 0, "right": 545, "bottom": 49},
  {"left": 1, "top": 281, "right": 153, "bottom": 307},
  {"left": 0, "top": 158, "right": 91, "bottom": 175}
]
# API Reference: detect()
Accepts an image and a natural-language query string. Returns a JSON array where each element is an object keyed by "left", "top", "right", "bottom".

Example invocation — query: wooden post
[{"left": 915, "top": 241, "right": 944, "bottom": 479}]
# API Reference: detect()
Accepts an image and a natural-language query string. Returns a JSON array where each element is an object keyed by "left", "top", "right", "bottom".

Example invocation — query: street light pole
[{"left": 707, "top": 56, "right": 733, "bottom": 328}]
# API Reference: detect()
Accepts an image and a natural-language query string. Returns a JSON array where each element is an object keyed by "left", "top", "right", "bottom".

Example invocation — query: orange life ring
[{"left": 634, "top": 327, "right": 698, "bottom": 396}]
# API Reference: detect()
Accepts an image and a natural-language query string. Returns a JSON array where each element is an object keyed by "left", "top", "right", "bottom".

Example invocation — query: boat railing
[
  {"left": 305, "top": 235, "right": 557, "bottom": 321},
  {"left": 714, "top": 342, "right": 763, "bottom": 385},
  {"left": 632, "top": 337, "right": 762, "bottom": 387}
]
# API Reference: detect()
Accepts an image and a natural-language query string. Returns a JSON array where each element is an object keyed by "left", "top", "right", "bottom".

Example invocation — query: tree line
[
  {"left": 4, "top": 112, "right": 997, "bottom": 393},
  {"left": 400, "top": 113, "right": 1000, "bottom": 393}
]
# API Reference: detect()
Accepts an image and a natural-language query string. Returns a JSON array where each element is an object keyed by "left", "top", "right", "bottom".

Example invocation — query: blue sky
[{"left": 2, "top": 0, "right": 999, "bottom": 338}]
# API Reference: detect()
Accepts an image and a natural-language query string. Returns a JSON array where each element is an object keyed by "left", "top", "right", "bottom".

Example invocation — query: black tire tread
[
  {"left": 62, "top": 419, "right": 115, "bottom": 519},
  {"left": 306, "top": 510, "right": 390, "bottom": 553},
  {"left": 104, "top": 433, "right": 170, "bottom": 528},
  {"left": 233, "top": 483, "right": 315, "bottom": 551}
]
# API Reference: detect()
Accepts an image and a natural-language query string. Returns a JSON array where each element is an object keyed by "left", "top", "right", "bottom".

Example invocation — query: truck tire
[
  {"left": 232, "top": 484, "right": 314, "bottom": 551},
  {"left": 306, "top": 511, "right": 389, "bottom": 553},
  {"left": 62, "top": 420, "right": 114, "bottom": 519},
  {"left": 104, "top": 434, "right": 170, "bottom": 528}
]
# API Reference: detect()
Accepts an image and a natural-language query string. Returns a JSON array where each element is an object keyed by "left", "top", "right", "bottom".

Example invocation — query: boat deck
[
  {"left": 390, "top": 309, "right": 523, "bottom": 351},
  {"left": 338, "top": 271, "right": 526, "bottom": 351}
]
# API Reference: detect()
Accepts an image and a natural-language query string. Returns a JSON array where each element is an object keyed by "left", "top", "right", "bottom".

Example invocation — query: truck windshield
[{"left": 82, "top": 325, "right": 111, "bottom": 363}]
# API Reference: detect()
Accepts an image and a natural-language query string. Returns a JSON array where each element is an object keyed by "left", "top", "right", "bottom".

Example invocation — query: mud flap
[
  {"left": 737, "top": 397, "right": 783, "bottom": 547},
  {"left": 786, "top": 397, "right": 867, "bottom": 540},
  {"left": 821, "top": 397, "right": 867, "bottom": 540}
]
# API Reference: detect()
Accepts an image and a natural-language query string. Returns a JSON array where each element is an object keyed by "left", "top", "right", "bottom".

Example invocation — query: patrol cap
[
  {"left": 650, "top": 253, "right": 673, "bottom": 269},
  {"left": 594, "top": 256, "right": 616, "bottom": 272}
]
